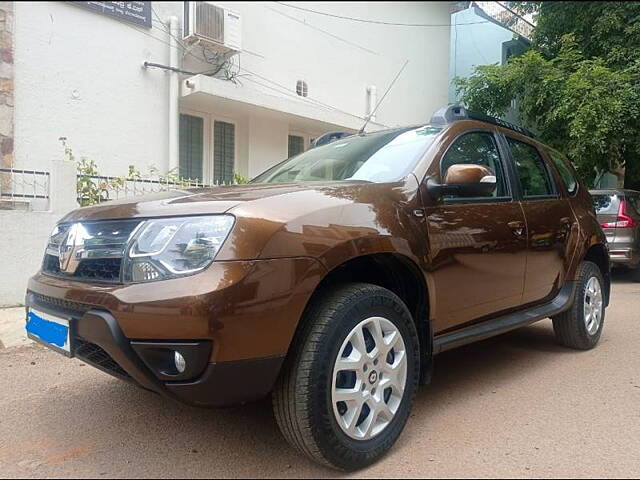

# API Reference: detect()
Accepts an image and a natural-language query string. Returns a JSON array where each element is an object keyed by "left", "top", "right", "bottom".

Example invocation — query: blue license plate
[{"left": 26, "top": 309, "right": 73, "bottom": 356}]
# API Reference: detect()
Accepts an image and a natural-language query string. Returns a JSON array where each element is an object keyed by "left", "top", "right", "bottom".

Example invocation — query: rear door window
[{"left": 507, "top": 138, "right": 556, "bottom": 198}]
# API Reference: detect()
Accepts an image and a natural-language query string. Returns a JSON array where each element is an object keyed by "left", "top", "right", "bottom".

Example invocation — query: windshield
[{"left": 250, "top": 126, "right": 443, "bottom": 184}]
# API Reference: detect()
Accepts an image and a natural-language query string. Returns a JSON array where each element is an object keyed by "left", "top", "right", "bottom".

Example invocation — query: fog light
[{"left": 174, "top": 351, "right": 186, "bottom": 374}]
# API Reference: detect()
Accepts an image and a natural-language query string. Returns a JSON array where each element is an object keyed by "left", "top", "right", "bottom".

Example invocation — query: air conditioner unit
[{"left": 183, "top": 2, "right": 242, "bottom": 55}]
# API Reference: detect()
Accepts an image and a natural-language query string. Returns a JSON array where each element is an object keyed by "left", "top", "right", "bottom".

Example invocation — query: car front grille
[
  {"left": 74, "top": 337, "right": 131, "bottom": 379},
  {"left": 42, "top": 220, "right": 140, "bottom": 284}
]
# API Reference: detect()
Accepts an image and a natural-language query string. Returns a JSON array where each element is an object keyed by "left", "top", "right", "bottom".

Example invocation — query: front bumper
[
  {"left": 25, "top": 257, "right": 325, "bottom": 406},
  {"left": 26, "top": 291, "right": 284, "bottom": 407}
]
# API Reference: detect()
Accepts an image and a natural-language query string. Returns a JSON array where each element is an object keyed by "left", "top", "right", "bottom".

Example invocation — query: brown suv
[{"left": 25, "top": 106, "right": 609, "bottom": 470}]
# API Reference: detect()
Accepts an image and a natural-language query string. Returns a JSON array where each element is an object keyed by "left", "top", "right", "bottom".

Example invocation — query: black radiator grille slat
[
  {"left": 74, "top": 338, "right": 130, "bottom": 379},
  {"left": 74, "top": 258, "right": 122, "bottom": 281},
  {"left": 42, "top": 256, "right": 122, "bottom": 283},
  {"left": 43, "top": 254, "right": 61, "bottom": 275}
]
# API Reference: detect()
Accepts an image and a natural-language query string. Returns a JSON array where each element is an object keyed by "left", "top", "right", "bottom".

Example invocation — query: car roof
[{"left": 590, "top": 189, "right": 640, "bottom": 196}]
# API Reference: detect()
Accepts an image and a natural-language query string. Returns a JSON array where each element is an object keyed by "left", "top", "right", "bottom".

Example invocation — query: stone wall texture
[{"left": 0, "top": 1, "right": 12, "bottom": 170}]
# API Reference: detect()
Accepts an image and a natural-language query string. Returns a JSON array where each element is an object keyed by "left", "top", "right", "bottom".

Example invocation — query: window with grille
[
  {"left": 288, "top": 135, "right": 305, "bottom": 158},
  {"left": 179, "top": 114, "right": 204, "bottom": 181},
  {"left": 214, "top": 120, "right": 235, "bottom": 184},
  {"left": 296, "top": 80, "right": 308, "bottom": 97}
]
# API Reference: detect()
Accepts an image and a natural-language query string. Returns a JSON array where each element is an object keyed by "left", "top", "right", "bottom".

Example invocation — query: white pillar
[
  {"left": 168, "top": 16, "right": 180, "bottom": 174},
  {"left": 50, "top": 159, "right": 78, "bottom": 213}
]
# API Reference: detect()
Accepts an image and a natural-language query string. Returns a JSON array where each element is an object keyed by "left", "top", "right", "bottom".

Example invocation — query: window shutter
[
  {"left": 214, "top": 120, "right": 235, "bottom": 184},
  {"left": 179, "top": 114, "right": 204, "bottom": 181}
]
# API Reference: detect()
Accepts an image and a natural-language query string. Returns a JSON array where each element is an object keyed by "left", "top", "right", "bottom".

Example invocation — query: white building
[
  {"left": 13, "top": 1, "right": 450, "bottom": 180},
  {"left": 0, "top": 1, "right": 452, "bottom": 305}
]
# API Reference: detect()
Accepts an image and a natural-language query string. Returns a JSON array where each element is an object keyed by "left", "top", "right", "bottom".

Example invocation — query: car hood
[{"left": 60, "top": 181, "right": 376, "bottom": 222}]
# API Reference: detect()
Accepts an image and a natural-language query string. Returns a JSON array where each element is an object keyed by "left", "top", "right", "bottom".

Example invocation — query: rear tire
[
  {"left": 552, "top": 261, "right": 605, "bottom": 350},
  {"left": 272, "top": 283, "right": 420, "bottom": 471}
]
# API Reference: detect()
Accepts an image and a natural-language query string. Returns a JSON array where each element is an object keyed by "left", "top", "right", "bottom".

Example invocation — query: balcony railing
[{"left": 474, "top": 1, "right": 535, "bottom": 40}]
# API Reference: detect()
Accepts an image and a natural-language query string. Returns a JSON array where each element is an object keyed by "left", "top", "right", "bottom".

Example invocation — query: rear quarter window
[{"left": 548, "top": 151, "right": 578, "bottom": 196}]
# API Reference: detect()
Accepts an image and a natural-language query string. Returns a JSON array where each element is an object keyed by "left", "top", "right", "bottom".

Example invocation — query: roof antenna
[{"left": 358, "top": 59, "right": 409, "bottom": 135}]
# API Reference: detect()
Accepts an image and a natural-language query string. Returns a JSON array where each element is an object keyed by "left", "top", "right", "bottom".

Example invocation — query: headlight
[{"left": 123, "top": 215, "right": 235, "bottom": 283}]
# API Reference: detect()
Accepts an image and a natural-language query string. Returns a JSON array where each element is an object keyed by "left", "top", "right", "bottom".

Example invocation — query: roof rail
[{"left": 430, "top": 105, "right": 536, "bottom": 139}]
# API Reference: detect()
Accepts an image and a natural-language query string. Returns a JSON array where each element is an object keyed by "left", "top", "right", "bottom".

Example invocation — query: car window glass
[
  {"left": 251, "top": 126, "right": 442, "bottom": 184},
  {"left": 592, "top": 194, "right": 619, "bottom": 215},
  {"left": 441, "top": 132, "right": 507, "bottom": 198},
  {"left": 628, "top": 195, "right": 640, "bottom": 216},
  {"left": 508, "top": 138, "right": 554, "bottom": 198},
  {"left": 548, "top": 151, "right": 578, "bottom": 196}
]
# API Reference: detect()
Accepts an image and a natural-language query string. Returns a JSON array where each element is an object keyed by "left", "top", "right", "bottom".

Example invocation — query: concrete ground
[
  {"left": 1, "top": 271, "right": 639, "bottom": 479},
  {"left": 0, "top": 306, "right": 29, "bottom": 349}
]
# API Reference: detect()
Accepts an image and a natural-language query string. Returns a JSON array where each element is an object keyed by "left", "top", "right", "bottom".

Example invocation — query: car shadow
[
  {"left": 41, "top": 319, "right": 577, "bottom": 477},
  {"left": 610, "top": 267, "right": 638, "bottom": 284}
]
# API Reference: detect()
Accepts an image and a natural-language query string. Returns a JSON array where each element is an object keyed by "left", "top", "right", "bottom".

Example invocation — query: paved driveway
[{"left": 1, "top": 272, "right": 639, "bottom": 478}]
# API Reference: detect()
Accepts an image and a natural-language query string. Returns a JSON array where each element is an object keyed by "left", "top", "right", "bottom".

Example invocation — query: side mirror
[{"left": 427, "top": 164, "right": 496, "bottom": 200}]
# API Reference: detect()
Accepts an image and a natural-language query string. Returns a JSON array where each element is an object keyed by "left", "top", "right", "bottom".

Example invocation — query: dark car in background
[{"left": 591, "top": 189, "right": 640, "bottom": 277}]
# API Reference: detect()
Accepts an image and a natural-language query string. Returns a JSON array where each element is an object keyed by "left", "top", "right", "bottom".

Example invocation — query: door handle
[{"left": 508, "top": 220, "right": 526, "bottom": 237}]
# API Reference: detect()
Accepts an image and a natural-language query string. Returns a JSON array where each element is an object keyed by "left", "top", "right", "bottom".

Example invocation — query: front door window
[{"left": 441, "top": 131, "right": 509, "bottom": 199}]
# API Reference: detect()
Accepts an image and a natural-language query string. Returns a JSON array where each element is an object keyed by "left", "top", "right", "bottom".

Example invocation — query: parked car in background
[
  {"left": 25, "top": 106, "right": 609, "bottom": 471},
  {"left": 591, "top": 189, "right": 640, "bottom": 277}
]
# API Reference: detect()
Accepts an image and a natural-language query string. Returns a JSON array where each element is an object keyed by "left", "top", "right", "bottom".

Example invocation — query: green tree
[{"left": 454, "top": 2, "right": 640, "bottom": 187}]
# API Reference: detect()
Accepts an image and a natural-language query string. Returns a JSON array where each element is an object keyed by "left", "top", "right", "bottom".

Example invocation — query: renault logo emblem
[{"left": 58, "top": 223, "right": 88, "bottom": 274}]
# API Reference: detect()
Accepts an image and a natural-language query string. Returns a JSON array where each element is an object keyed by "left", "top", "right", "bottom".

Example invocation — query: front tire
[
  {"left": 272, "top": 283, "right": 420, "bottom": 471},
  {"left": 552, "top": 261, "right": 605, "bottom": 350}
]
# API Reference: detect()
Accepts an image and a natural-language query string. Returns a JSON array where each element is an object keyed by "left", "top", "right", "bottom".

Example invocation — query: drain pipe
[{"left": 168, "top": 15, "right": 180, "bottom": 173}]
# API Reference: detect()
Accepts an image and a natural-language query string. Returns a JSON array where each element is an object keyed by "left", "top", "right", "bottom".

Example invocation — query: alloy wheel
[
  {"left": 331, "top": 316, "right": 407, "bottom": 440},
  {"left": 584, "top": 276, "right": 603, "bottom": 335}
]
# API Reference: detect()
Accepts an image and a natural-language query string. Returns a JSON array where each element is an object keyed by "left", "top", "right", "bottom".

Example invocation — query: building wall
[
  {"left": 449, "top": 6, "right": 516, "bottom": 103},
  {"left": 0, "top": 160, "right": 77, "bottom": 306},
  {"left": 14, "top": 1, "right": 170, "bottom": 177},
  {"left": 247, "top": 115, "right": 289, "bottom": 178},
  {"left": 14, "top": 1, "right": 451, "bottom": 178}
]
